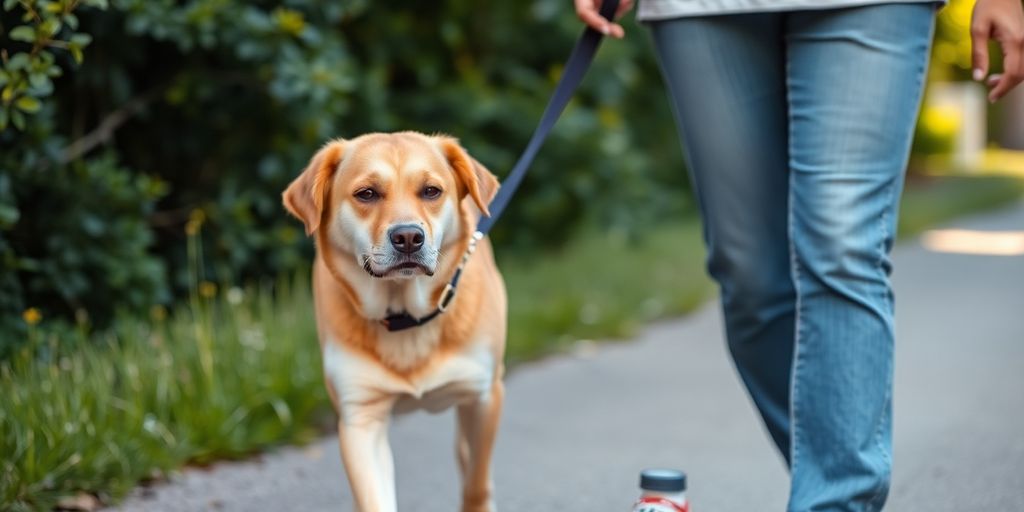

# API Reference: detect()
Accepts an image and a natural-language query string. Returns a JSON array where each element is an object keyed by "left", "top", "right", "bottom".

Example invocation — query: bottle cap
[{"left": 640, "top": 469, "right": 687, "bottom": 492}]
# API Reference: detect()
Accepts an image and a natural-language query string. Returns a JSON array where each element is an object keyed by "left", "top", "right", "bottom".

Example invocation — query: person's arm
[
  {"left": 574, "top": 0, "right": 635, "bottom": 38},
  {"left": 972, "top": 0, "right": 1024, "bottom": 102}
]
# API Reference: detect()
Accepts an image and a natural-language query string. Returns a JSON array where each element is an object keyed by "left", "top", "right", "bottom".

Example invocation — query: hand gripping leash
[{"left": 382, "top": 0, "right": 621, "bottom": 331}]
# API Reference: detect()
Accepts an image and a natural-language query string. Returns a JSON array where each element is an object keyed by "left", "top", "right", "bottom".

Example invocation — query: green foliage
[
  {"left": 0, "top": 0, "right": 106, "bottom": 131},
  {"left": 0, "top": 154, "right": 168, "bottom": 354},
  {"left": 898, "top": 174, "right": 1024, "bottom": 237},
  {"left": 100, "top": 0, "right": 688, "bottom": 260},
  {"left": 0, "top": 274, "right": 325, "bottom": 511},
  {"left": 502, "top": 220, "right": 712, "bottom": 364},
  {"left": 2, "top": 1, "right": 690, "bottom": 345}
]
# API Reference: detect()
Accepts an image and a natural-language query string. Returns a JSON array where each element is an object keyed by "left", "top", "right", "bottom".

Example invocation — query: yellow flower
[
  {"left": 150, "top": 305, "right": 168, "bottom": 322},
  {"left": 199, "top": 281, "right": 217, "bottom": 299},
  {"left": 273, "top": 8, "right": 306, "bottom": 37},
  {"left": 597, "top": 106, "right": 622, "bottom": 129},
  {"left": 22, "top": 308, "right": 41, "bottom": 326},
  {"left": 185, "top": 208, "right": 206, "bottom": 236}
]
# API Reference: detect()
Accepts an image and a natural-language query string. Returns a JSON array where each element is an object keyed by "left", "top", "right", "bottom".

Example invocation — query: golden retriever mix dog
[{"left": 283, "top": 131, "right": 506, "bottom": 512}]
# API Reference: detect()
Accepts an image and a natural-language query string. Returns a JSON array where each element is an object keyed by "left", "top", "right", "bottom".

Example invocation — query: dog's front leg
[
  {"left": 338, "top": 400, "right": 397, "bottom": 512},
  {"left": 456, "top": 379, "right": 504, "bottom": 512}
]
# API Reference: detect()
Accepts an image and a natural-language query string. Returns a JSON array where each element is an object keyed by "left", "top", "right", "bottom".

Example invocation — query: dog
[{"left": 283, "top": 131, "right": 506, "bottom": 512}]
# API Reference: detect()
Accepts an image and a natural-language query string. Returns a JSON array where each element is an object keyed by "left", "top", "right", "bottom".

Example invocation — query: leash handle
[{"left": 475, "top": 0, "right": 621, "bottom": 235}]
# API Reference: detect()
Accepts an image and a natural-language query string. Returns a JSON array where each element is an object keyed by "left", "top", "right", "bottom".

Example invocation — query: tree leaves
[
  {"left": 8, "top": 26, "right": 36, "bottom": 43},
  {"left": 1, "top": 1, "right": 105, "bottom": 132},
  {"left": 14, "top": 96, "right": 40, "bottom": 113}
]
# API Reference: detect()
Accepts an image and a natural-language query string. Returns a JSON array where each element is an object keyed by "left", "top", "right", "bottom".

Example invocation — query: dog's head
[{"left": 283, "top": 132, "right": 499, "bottom": 280}]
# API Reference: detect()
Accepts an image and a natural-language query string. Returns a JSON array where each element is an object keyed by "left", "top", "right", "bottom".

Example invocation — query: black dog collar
[{"left": 379, "top": 232, "right": 478, "bottom": 332}]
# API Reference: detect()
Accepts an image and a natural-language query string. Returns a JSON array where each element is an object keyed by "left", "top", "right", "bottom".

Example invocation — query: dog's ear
[
  {"left": 437, "top": 137, "right": 500, "bottom": 217},
  {"left": 283, "top": 139, "right": 346, "bottom": 236}
]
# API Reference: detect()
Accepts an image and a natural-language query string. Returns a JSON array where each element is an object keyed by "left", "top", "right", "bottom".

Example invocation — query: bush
[
  {"left": 2, "top": 1, "right": 691, "bottom": 346},
  {"left": 0, "top": 150, "right": 168, "bottom": 355}
]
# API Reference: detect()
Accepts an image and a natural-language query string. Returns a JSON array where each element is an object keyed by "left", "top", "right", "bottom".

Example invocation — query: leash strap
[
  {"left": 383, "top": 0, "right": 620, "bottom": 332},
  {"left": 476, "top": 0, "right": 620, "bottom": 235}
]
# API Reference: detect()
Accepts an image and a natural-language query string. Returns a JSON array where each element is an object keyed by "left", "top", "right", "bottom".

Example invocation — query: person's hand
[
  {"left": 971, "top": 0, "right": 1024, "bottom": 102},
  {"left": 574, "top": 0, "right": 635, "bottom": 39}
]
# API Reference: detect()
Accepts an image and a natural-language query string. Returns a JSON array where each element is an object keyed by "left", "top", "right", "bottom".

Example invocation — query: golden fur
[{"left": 283, "top": 131, "right": 506, "bottom": 512}]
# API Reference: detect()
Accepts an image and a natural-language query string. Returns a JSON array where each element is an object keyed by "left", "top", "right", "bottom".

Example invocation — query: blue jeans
[{"left": 649, "top": 4, "right": 935, "bottom": 511}]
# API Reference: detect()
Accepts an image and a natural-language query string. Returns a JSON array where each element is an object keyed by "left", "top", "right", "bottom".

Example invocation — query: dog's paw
[
  {"left": 460, "top": 504, "right": 495, "bottom": 512},
  {"left": 460, "top": 493, "right": 495, "bottom": 512}
]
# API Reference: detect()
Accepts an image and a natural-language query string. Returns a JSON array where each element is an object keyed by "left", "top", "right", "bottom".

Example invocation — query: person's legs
[
  {"left": 649, "top": 14, "right": 798, "bottom": 459},
  {"left": 784, "top": 4, "right": 935, "bottom": 511}
]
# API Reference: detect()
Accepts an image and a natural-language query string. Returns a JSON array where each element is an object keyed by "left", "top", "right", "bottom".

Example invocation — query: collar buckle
[{"left": 437, "top": 283, "right": 455, "bottom": 312}]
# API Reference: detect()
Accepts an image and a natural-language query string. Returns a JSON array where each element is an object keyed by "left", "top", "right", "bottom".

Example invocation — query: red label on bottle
[{"left": 632, "top": 496, "right": 690, "bottom": 512}]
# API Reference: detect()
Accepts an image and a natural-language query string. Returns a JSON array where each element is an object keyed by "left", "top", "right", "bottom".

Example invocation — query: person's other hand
[
  {"left": 574, "top": 0, "right": 635, "bottom": 39},
  {"left": 971, "top": 0, "right": 1024, "bottom": 102}
]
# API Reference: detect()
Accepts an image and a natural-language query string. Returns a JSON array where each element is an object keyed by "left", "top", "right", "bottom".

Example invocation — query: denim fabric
[{"left": 648, "top": 4, "right": 935, "bottom": 511}]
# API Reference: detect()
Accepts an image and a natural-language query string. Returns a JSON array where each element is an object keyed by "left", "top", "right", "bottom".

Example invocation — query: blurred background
[{"left": 1, "top": 0, "right": 1022, "bottom": 510}]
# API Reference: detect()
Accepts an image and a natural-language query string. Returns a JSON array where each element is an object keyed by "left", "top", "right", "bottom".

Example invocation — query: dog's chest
[
  {"left": 324, "top": 338, "right": 494, "bottom": 416},
  {"left": 395, "top": 352, "right": 494, "bottom": 413}
]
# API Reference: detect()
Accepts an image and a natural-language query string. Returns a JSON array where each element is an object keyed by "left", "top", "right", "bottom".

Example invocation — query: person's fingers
[
  {"left": 971, "top": 14, "right": 991, "bottom": 82},
  {"left": 574, "top": 0, "right": 626, "bottom": 38},
  {"left": 989, "top": 37, "right": 1024, "bottom": 102},
  {"left": 575, "top": 0, "right": 611, "bottom": 34},
  {"left": 987, "top": 73, "right": 1003, "bottom": 87}
]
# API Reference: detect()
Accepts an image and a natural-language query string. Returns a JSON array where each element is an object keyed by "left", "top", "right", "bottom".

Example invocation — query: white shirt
[{"left": 638, "top": 0, "right": 943, "bottom": 20}]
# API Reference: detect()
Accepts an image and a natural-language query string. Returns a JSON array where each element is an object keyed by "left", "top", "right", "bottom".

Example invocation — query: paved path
[{"left": 113, "top": 203, "right": 1024, "bottom": 511}]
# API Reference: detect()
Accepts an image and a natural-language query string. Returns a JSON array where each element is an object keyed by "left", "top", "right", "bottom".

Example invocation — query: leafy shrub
[
  {"left": 0, "top": 0, "right": 107, "bottom": 130},
  {"left": 0, "top": 154, "right": 168, "bottom": 354},
  {"left": 2, "top": 0, "right": 692, "bottom": 346},
  {"left": 91, "top": 0, "right": 691, "bottom": 266}
]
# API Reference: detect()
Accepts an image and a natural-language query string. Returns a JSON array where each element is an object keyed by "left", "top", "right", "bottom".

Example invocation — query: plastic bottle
[{"left": 631, "top": 468, "right": 689, "bottom": 512}]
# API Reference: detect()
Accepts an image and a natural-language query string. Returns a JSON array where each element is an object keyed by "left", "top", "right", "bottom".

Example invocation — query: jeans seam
[
  {"left": 864, "top": 178, "right": 895, "bottom": 511},
  {"left": 787, "top": 191, "right": 804, "bottom": 485},
  {"left": 784, "top": 44, "right": 803, "bottom": 483}
]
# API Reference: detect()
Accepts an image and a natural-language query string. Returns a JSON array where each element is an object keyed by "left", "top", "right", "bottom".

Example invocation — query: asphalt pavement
[{"left": 111, "top": 202, "right": 1024, "bottom": 512}]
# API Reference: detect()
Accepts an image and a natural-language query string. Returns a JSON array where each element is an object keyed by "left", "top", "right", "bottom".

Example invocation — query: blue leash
[{"left": 383, "top": 0, "right": 621, "bottom": 331}]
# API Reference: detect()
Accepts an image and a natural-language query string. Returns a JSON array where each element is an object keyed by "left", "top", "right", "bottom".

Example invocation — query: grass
[
  {"left": 1, "top": 172, "right": 1022, "bottom": 511},
  {"left": 0, "top": 277, "right": 327, "bottom": 511},
  {"left": 501, "top": 219, "right": 712, "bottom": 364},
  {"left": 899, "top": 173, "right": 1024, "bottom": 238},
  {"left": 0, "top": 225, "right": 710, "bottom": 511}
]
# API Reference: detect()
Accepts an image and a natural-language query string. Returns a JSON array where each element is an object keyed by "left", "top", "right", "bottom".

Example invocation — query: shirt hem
[{"left": 637, "top": 0, "right": 945, "bottom": 21}]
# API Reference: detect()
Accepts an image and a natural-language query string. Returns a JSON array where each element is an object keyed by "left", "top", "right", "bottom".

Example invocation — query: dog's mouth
[{"left": 362, "top": 257, "right": 435, "bottom": 279}]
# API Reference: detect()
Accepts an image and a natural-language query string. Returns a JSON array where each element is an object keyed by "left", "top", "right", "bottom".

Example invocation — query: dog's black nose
[{"left": 389, "top": 225, "right": 425, "bottom": 254}]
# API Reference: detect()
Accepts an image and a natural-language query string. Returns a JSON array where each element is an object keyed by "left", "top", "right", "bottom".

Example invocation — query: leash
[{"left": 382, "top": 0, "right": 621, "bottom": 331}]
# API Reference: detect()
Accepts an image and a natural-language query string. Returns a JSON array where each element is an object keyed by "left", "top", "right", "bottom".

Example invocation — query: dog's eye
[
  {"left": 421, "top": 186, "right": 442, "bottom": 200},
  {"left": 354, "top": 188, "right": 379, "bottom": 202}
]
